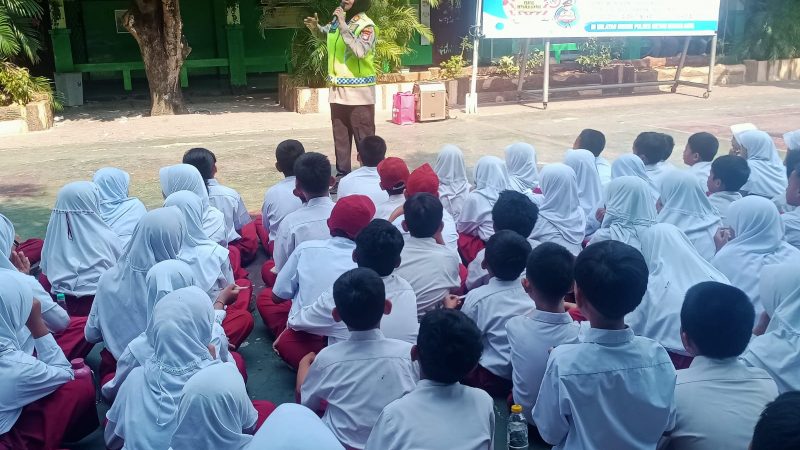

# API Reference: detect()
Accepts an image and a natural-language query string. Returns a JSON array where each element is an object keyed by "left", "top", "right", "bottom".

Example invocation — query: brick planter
[{"left": 0, "top": 100, "right": 54, "bottom": 136}]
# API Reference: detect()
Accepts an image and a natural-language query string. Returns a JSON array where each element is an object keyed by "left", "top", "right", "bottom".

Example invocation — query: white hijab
[
  {"left": 434, "top": 145, "right": 472, "bottom": 221},
  {"left": 657, "top": 170, "right": 722, "bottom": 261},
  {"left": 590, "top": 176, "right": 657, "bottom": 251},
  {"left": 164, "top": 191, "right": 233, "bottom": 297},
  {"left": 247, "top": 404, "right": 344, "bottom": 450},
  {"left": 534, "top": 163, "right": 586, "bottom": 246},
  {"left": 159, "top": 164, "right": 229, "bottom": 246},
  {"left": 93, "top": 167, "right": 148, "bottom": 247},
  {"left": 170, "top": 363, "right": 256, "bottom": 450},
  {"left": 505, "top": 142, "right": 539, "bottom": 192},
  {"left": 91, "top": 207, "right": 185, "bottom": 359},
  {"left": 629, "top": 223, "right": 730, "bottom": 353},
  {"left": 784, "top": 129, "right": 800, "bottom": 151},
  {"left": 611, "top": 154, "right": 660, "bottom": 202},
  {"left": 472, "top": 155, "right": 510, "bottom": 203},
  {"left": 41, "top": 181, "right": 122, "bottom": 297},
  {"left": 742, "top": 263, "right": 800, "bottom": 393},
  {"left": 564, "top": 149, "right": 604, "bottom": 235},
  {"left": 736, "top": 130, "right": 788, "bottom": 198},
  {"left": 106, "top": 287, "right": 218, "bottom": 449},
  {"left": 711, "top": 196, "right": 800, "bottom": 316},
  {"left": 457, "top": 156, "right": 510, "bottom": 240}
]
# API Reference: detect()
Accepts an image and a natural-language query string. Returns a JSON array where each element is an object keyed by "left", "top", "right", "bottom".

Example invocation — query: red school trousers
[
  {"left": 16, "top": 238, "right": 44, "bottom": 266},
  {"left": 274, "top": 328, "right": 327, "bottom": 370},
  {"left": 230, "top": 222, "right": 260, "bottom": 267},
  {"left": 53, "top": 316, "right": 95, "bottom": 360},
  {"left": 462, "top": 364, "right": 513, "bottom": 398},
  {"left": 229, "top": 245, "right": 249, "bottom": 280},
  {"left": 261, "top": 259, "right": 278, "bottom": 288},
  {"left": 457, "top": 233, "right": 486, "bottom": 266},
  {"left": 222, "top": 308, "right": 255, "bottom": 349},
  {"left": 253, "top": 216, "right": 272, "bottom": 258},
  {"left": 256, "top": 288, "right": 291, "bottom": 338},
  {"left": 230, "top": 350, "right": 249, "bottom": 383}
]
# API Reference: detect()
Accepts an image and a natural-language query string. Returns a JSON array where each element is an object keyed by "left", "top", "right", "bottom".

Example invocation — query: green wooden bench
[{"left": 73, "top": 58, "right": 230, "bottom": 91}]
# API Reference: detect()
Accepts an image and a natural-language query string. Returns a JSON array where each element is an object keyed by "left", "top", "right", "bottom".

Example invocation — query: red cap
[
  {"left": 377, "top": 157, "right": 410, "bottom": 191},
  {"left": 406, "top": 163, "right": 440, "bottom": 196},
  {"left": 328, "top": 195, "right": 376, "bottom": 240}
]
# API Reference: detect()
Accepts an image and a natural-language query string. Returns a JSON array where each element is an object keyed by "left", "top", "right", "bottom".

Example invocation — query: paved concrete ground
[{"left": 1, "top": 81, "right": 798, "bottom": 450}]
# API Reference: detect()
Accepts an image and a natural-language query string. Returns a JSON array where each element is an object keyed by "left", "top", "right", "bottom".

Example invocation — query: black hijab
[{"left": 346, "top": 0, "right": 372, "bottom": 21}]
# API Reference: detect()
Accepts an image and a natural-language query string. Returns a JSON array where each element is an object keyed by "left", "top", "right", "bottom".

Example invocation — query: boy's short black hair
[
  {"left": 354, "top": 219, "right": 404, "bottom": 277},
  {"left": 578, "top": 129, "right": 607, "bottom": 157},
  {"left": 359, "top": 136, "right": 387, "bottom": 167},
  {"left": 687, "top": 132, "right": 720, "bottom": 162},
  {"left": 785, "top": 150, "right": 800, "bottom": 179},
  {"left": 710, "top": 155, "right": 750, "bottom": 191},
  {"left": 417, "top": 309, "right": 483, "bottom": 384},
  {"left": 526, "top": 242, "right": 575, "bottom": 302},
  {"left": 294, "top": 152, "right": 331, "bottom": 195},
  {"left": 492, "top": 191, "right": 539, "bottom": 237},
  {"left": 182, "top": 148, "right": 216, "bottom": 182},
  {"left": 403, "top": 193, "right": 443, "bottom": 238},
  {"left": 333, "top": 268, "right": 386, "bottom": 331},
  {"left": 575, "top": 240, "right": 648, "bottom": 319},
  {"left": 634, "top": 132, "right": 674, "bottom": 164},
  {"left": 485, "top": 230, "right": 532, "bottom": 281},
  {"left": 751, "top": 392, "right": 800, "bottom": 450},
  {"left": 276, "top": 139, "right": 305, "bottom": 176},
  {"left": 681, "top": 281, "right": 754, "bottom": 358}
]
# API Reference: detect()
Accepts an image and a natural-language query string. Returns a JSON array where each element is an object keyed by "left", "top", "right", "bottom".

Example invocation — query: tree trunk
[{"left": 124, "top": 0, "right": 191, "bottom": 115}]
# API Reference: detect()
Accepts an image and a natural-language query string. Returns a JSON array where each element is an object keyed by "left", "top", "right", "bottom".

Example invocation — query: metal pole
[
  {"left": 466, "top": 0, "right": 483, "bottom": 114},
  {"left": 542, "top": 39, "right": 551, "bottom": 109},
  {"left": 516, "top": 38, "right": 530, "bottom": 98},
  {"left": 671, "top": 36, "right": 691, "bottom": 93},
  {"left": 705, "top": 33, "right": 718, "bottom": 98}
]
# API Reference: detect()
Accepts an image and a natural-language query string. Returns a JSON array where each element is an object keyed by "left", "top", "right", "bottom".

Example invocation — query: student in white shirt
[
  {"left": 467, "top": 190, "right": 539, "bottom": 290},
  {"left": 634, "top": 131, "right": 677, "bottom": 190},
  {"left": 782, "top": 160, "right": 800, "bottom": 249},
  {"left": 575, "top": 128, "right": 611, "bottom": 186},
  {"left": 446, "top": 230, "right": 532, "bottom": 397},
  {"left": 298, "top": 268, "right": 418, "bottom": 450},
  {"left": 589, "top": 176, "right": 657, "bottom": 251},
  {"left": 268, "top": 195, "right": 375, "bottom": 353},
  {"left": 374, "top": 157, "right": 409, "bottom": 220},
  {"left": 506, "top": 242, "right": 579, "bottom": 426},
  {"left": 260, "top": 140, "right": 305, "bottom": 253},
  {"left": 457, "top": 155, "right": 510, "bottom": 243},
  {"left": 533, "top": 240, "right": 677, "bottom": 450},
  {"left": 658, "top": 281, "right": 778, "bottom": 450},
  {"left": 434, "top": 144, "right": 472, "bottom": 221},
  {"left": 366, "top": 309, "right": 494, "bottom": 450},
  {"left": 564, "top": 149, "right": 604, "bottom": 236},
  {"left": 682, "top": 132, "right": 719, "bottom": 189},
  {"left": 732, "top": 129, "right": 787, "bottom": 199},
  {"left": 750, "top": 392, "right": 800, "bottom": 450},
  {"left": 706, "top": 155, "right": 750, "bottom": 226},
  {"left": 529, "top": 163, "right": 585, "bottom": 255},
  {"left": 394, "top": 193, "right": 461, "bottom": 318},
  {"left": 337, "top": 135, "right": 389, "bottom": 207},
  {"left": 288, "top": 219, "right": 419, "bottom": 346}
]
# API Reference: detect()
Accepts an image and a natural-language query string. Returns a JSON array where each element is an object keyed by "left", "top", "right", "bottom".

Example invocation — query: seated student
[
  {"left": 611, "top": 154, "right": 660, "bottom": 202},
  {"left": 265, "top": 195, "right": 375, "bottom": 345},
  {"left": 0, "top": 278, "right": 98, "bottom": 450},
  {"left": 374, "top": 157, "right": 409, "bottom": 220},
  {"left": 575, "top": 128, "right": 611, "bottom": 186},
  {"left": 657, "top": 170, "right": 722, "bottom": 261},
  {"left": 446, "top": 230, "right": 533, "bottom": 397},
  {"left": 40, "top": 181, "right": 122, "bottom": 317},
  {"left": 366, "top": 310, "right": 495, "bottom": 450},
  {"left": 732, "top": 129, "right": 787, "bottom": 199},
  {"left": 394, "top": 193, "right": 461, "bottom": 318},
  {"left": 457, "top": 156, "right": 510, "bottom": 249},
  {"left": 93, "top": 167, "right": 148, "bottom": 248},
  {"left": 467, "top": 190, "right": 539, "bottom": 290},
  {"left": 434, "top": 144, "right": 472, "bottom": 221},
  {"left": 532, "top": 241, "right": 677, "bottom": 449},
  {"left": 248, "top": 403, "right": 344, "bottom": 450},
  {"left": 298, "top": 268, "right": 419, "bottom": 450},
  {"left": 287, "top": 219, "right": 418, "bottom": 349},
  {"left": 505, "top": 142, "right": 539, "bottom": 193},
  {"left": 260, "top": 139, "right": 305, "bottom": 255},
  {"left": 750, "top": 392, "right": 800, "bottom": 450},
  {"left": 529, "top": 164, "right": 585, "bottom": 255},
  {"left": 706, "top": 155, "right": 750, "bottom": 226},
  {"left": 682, "top": 132, "right": 719, "bottom": 188},
  {"left": 658, "top": 281, "right": 778, "bottom": 450},
  {"left": 632, "top": 224, "right": 729, "bottom": 370},
  {"left": 506, "top": 242, "right": 579, "bottom": 425},
  {"left": 772, "top": 149, "right": 800, "bottom": 213},
  {"left": 104, "top": 287, "right": 221, "bottom": 450},
  {"left": 634, "top": 131, "right": 677, "bottom": 190},
  {"left": 564, "top": 149, "right": 604, "bottom": 236},
  {"left": 169, "top": 363, "right": 276, "bottom": 450},
  {"left": 589, "top": 176, "right": 657, "bottom": 251},
  {"left": 337, "top": 135, "right": 390, "bottom": 207},
  {"left": 782, "top": 160, "right": 800, "bottom": 249}
]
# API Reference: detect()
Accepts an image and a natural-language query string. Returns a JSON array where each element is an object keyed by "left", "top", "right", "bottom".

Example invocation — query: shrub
[
  {"left": 0, "top": 62, "right": 61, "bottom": 110},
  {"left": 495, "top": 55, "right": 519, "bottom": 78},
  {"left": 575, "top": 38, "right": 623, "bottom": 72}
]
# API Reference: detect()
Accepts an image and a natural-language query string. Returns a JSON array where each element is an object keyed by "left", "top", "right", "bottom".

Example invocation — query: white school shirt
[
  {"left": 374, "top": 194, "right": 404, "bottom": 220},
  {"left": 274, "top": 237, "right": 357, "bottom": 317},
  {"left": 462, "top": 278, "right": 533, "bottom": 379},
  {"left": 261, "top": 176, "right": 303, "bottom": 242},
  {"left": 466, "top": 237, "right": 540, "bottom": 291},
  {"left": 337, "top": 166, "right": 389, "bottom": 207},
  {"left": 456, "top": 193, "right": 496, "bottom": 242},
  {"left": 394, "top": 236, "right": 461, "bottom": 318},
  {"left": 686, "top": 161, "right": 712, "bottom": 190},
  {"left": 392, "top": 210, "right": 458, "bottom": 252},
  {"left": 365, "top": 380, "right": 495, "bottom": 450},
  {"left": 658, "top": 357, "right": 778, "bottom": 450},
  {"left": 273, "top": 196, "right": 335, "bottom": 271},
  {"left": 707, "top": 191, "right": 742, "bottom": 226},
  {"left": 300, "top": 329, "right": 418, "bottom": 450},
  {"left": 533, "top": 327, "right": 677, "bottom": 450},
  {"left": 208, "top": 179, "right": 251, "bottom": 235},
  {"left": 506, "top": 310, "right": 580, "bottom": 425},
  {"left": 784, "top": 209, "right": 800, "bottom": 250},
  {"left": 596, "top": 156, "right": 612, "bottom": 186},
  {"left": 288, "top": 273, "right": 419, "bottom": 344}
]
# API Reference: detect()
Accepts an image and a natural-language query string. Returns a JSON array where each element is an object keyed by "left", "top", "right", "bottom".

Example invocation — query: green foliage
[
  {"left": 575, "top": 38, "right": 623, "bottom": 72},
  {"left": 0, "top": 0, "right": 44, "bottom": 62},
  {"left": 525, "top": 49, "right": 544, "bottom": 71},
  {"left": 438, "top": 35, "right": 472, "bottom": 79},
  {"left": 494, "top": 55, "right": 519, "bottom": 78},
  {"left": 0, "top": 61, "right": 61, "bottom": 110},
  {"left": 736, "top": 0, "right": 800, "bottom": 60}
]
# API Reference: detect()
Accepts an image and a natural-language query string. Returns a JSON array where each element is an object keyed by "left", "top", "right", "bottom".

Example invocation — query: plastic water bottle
[
  {"left": 56, "top": 293, "right": 66, "bottom": 309},
  {"left": 71, "top": 358, "right": 92, "bottom": 380},
  {"left": 508, "top": 404, "right": 529, "bottom": 450}
]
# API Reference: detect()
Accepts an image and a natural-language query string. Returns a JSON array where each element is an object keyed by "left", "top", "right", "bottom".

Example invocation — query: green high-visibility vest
[{"left": 327, "top": 14, "right": 376, "bottom": 87}]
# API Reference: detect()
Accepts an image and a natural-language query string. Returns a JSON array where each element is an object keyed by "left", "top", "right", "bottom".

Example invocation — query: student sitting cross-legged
[
  {"left": 532, "top": 240, "right": 677, "bottom": 449},
  {"left": 374, "top": 157, "right": 410, "bottom": 220},
  {"left": 297, "top": 268, "right": 419, "bottom": 450},
  {"left": 259, "top": 139, "right": 305, "bottom": 257},
  {"left": 365, "top": 310, "right": 495, "bottom": 450}
]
